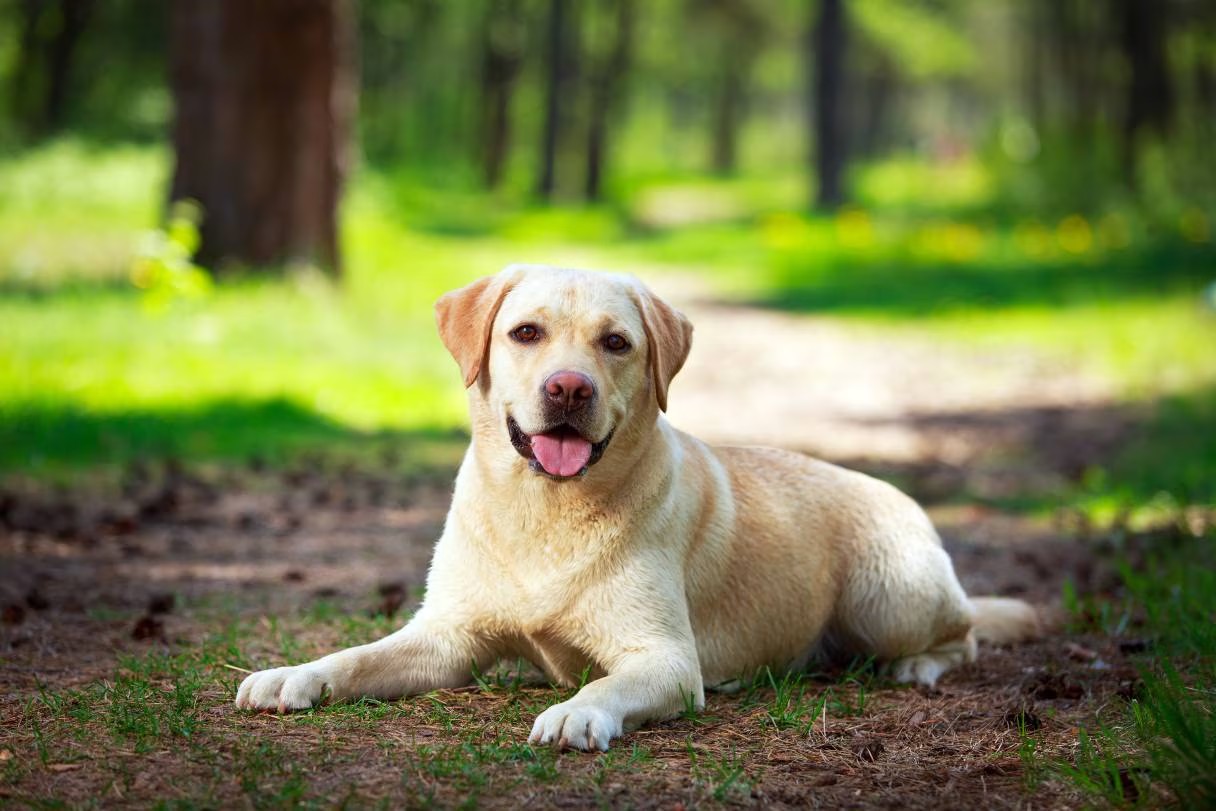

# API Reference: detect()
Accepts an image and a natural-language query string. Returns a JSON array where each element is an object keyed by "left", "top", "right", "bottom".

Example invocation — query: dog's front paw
[
  {"left": 528, "top": 701, "right": 621, "bottom": 751},
  {"left": 235, "top": 664, "right": 333, "bottom": 713}
]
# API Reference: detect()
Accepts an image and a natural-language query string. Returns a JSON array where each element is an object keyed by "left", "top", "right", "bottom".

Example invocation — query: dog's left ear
[
  {"left": 435, "top": 270, "right": 520, "bottom": 387},
  {"left": 632, "top": 284, "right": 693, "bottom": 412}
]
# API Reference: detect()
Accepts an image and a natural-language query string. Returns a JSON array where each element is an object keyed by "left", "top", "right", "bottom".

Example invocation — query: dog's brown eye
[
  {"left": 511, "top": 324, "right": 541, "bottom": 343},
  {"left": 603, "top": 333, "right": 630, "bottom": 352}
]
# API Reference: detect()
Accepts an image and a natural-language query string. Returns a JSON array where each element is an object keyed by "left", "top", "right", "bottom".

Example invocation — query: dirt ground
[{"left": 0, "top": 295, "right": 1156, "bottom": 808}]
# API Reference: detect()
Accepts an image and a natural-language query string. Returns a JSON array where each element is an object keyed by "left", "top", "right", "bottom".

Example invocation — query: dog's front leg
[
  {"left": 528, "top": 644, "right": 703, "bottom": 751},
  {"left": 235, "top": 614, "right": 490, "bottom": 713}
]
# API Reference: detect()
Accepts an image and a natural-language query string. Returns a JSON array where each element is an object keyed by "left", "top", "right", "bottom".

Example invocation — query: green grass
[
  {"left": 2, "top": 139, "right": 1214, "bottom": 485},
  {"left": 2, "top": 139, "right": 1214, "bottom": 804},
  {"left": 1035, "top": 529, "right": 1216, "bottom": 808}
]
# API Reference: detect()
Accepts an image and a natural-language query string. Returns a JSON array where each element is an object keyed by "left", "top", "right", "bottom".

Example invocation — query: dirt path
[
  {"left": 658, "top": 277, "right": 1128, "bottom": 491},
  {"left": 0, "top": 288, "right": 1143, "bottom": 808}
]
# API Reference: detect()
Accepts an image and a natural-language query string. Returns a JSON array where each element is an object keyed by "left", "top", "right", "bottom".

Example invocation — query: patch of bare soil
[{"left": 0, "top": 298, "right": 1155, "bottom": 808}]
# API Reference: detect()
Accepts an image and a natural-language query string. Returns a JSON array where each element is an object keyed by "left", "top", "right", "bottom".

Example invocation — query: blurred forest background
[
  {"left": 0, "top": 0, "right": 1213, "bottom": 498},
  {"left": 2, "top": 2, "right": 1216, "bottom": 807}
]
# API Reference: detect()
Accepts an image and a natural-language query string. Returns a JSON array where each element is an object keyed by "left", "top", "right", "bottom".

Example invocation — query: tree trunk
[
  {"left": 811, "top": 0, "right": 848, "bottom": 210},
  {"left": 1024, "top": 0, "right": 1049, "bottom": 131},
  {"left": 11, "top": 0, "right": 93, "bottom": 137},
  {"left": 856, "top": 63, "right": 894, "bottom": 159},
  {"left": 480, "top": 0, "right": 523, "bottom": 189},
  {"left": 711, "top": 66, "right": 744, "bottom": 175},
  {"left": 44, "top": 0, "right": 92, "bottom": 131},
  {"left": 537, "top": 0, "right": 571, "bottom": 199},
  {"left": 584, "top": 0, "right": 634, "bottom": 201},
  {"left": 1117, "top": 0, "right": 1173, "bottom": 152},
  {"left": 168, "top": 0, "right": 356, "bottom": 275},
  {"left": 10, "top": 0, "right": 45, "bottom": 134}
]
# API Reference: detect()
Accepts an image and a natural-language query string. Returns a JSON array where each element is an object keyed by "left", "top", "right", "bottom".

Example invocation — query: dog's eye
[
  {"left": 511, "top": 324, "right": 541, "bottom": 343},
  {"left": 603, "top": 333, "right": 630, "bottom": 353}
]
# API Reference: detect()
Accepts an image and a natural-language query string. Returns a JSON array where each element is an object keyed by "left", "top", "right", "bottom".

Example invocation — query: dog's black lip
[{"left": 507, "top": 416, "right": 614, "bottom": 480}]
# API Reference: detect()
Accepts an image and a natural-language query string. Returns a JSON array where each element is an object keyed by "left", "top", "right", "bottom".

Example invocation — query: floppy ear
[
  {"left": 632, "top": 284, "right": 693, "bottom": 412},
  {"left": 435, "top": 271, "right": 519, "bottom": 387}
]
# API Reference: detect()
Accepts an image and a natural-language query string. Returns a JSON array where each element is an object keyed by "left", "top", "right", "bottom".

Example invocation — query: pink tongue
[{"left": 531, "top": 432, "right": 593, "bottom": 477}]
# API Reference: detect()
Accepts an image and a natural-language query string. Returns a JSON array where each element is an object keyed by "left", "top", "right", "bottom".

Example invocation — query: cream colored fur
[{"left": 235, "top": 265, "right": 1038, "bottom": 751}]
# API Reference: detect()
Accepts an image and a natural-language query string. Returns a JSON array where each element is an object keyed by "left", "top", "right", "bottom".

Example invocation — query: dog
[{"left": 236, "top": 264, "right": 1038, "bottom": 750}]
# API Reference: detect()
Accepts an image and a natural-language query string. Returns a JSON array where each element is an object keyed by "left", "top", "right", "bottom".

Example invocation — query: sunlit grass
[
  {"left": 0, "top": 140, "right": 168, "bottom": 284},
  {"left": 1, "top": 140, "right": 1213, "bottom": 485}
]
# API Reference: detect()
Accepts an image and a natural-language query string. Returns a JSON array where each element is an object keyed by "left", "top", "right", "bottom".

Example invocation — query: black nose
[{"left": 543, "top": 370, "right": 596, "bottom": 412}]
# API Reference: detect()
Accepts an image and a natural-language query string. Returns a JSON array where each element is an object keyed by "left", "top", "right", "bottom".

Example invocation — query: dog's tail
[{"left": 968, "top": 596, "right": 1041, "bottom": 645}]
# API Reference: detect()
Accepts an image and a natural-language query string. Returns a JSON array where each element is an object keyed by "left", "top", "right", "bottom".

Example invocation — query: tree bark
[
  {"left": 584, "top": 0, "right": 634, "bottom": 201},
  {"left": 168, "top": 0, "right": 356, "bottom": 275},
  {"left": 811, "top": 0, "right": 847, "bottom": 211}
]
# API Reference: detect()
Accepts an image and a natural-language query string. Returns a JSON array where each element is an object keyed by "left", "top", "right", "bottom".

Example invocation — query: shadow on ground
[
  {"left": 0, "top": 397, "right": 468, "bottom": 479},
  {"left": 756, "top": 239, "right": 1214, "bottom": 315}
]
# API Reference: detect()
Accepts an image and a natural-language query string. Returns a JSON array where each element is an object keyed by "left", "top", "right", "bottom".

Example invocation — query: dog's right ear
[{"left": 435, "top": 270, "right": 520, "bottom": 387}]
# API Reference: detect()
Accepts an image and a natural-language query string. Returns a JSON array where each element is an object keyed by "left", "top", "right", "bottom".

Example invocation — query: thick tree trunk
[
  {"left": 480, "top": 0, "right": 523, "bottom": 189},
  {"left": 168, "top": 0, "right": 355, "bottom": 275},
  {"left": 811, "top": 0, "right": 848, "bottom": 210},
  {"left": 584, "top": 0, "right": 633, "bottom": 201}
]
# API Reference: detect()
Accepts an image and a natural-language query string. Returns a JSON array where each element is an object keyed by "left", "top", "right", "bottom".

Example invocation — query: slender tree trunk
[
  {"left": 11, "top": 0, "right": 92, "bottom": 137},
  {"left": 10, "top": 0, "right": 45, "bottom": 134},
  {"left": 43, "top": 0, "right": 92, "bottom": 131},
  {"left": 537, "top": 0, "right": 570, "bottom": 199},
  {"left": 480, "top": 0, "right": 523, "bottom": 189},
  {"left": 856, "top": 62, "right": 894, "bottom": 158},
  {"left": 168, "top": 0, "right": 356, "bottom": 275},
  {"left": 1117, "top": 0, "right": 1173, "bottom": 151},
  {"left": 811, "top": 0, "right": 847, "bottom": 210},
  {"left": 1024, "top": 1, "right": 1047, "bottom": 130},
  {"left": 711, "top": 66, "right": 744, "bottom": 175},
  {"left": 584, "top": 0, "right": 633, "bottom": 201}
]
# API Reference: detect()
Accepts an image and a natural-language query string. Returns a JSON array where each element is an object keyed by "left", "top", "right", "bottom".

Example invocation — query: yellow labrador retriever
[{"left": 236, "top": 264, "right": 1037, "bottom": 750}]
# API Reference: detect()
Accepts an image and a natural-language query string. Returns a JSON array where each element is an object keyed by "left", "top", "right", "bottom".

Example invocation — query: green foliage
[
  {"left": 129, "top": 200, "right": 212, "bottom": 311},
  {"left": 853, "top": 0, "right": 976, "bottom": 79}
]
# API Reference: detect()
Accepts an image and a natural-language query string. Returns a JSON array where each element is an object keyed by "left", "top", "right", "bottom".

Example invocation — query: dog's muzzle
[{"left": 507, "top": 417, "right": 614, "bottom": 480}]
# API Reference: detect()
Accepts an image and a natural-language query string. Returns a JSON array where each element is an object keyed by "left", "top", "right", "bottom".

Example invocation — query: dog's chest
[{"left": 477, "top": 541, "right": 622, "bottom": 684}]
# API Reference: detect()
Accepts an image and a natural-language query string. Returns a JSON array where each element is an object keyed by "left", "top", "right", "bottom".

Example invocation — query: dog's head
[{"left": 435, "top": 265, "right": 692, "bottom": 480}]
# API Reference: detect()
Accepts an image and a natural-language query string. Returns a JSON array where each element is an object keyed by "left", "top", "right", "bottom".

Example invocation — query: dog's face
[{"left": 435, "top": 265, "right": 692, "bottom": 480}]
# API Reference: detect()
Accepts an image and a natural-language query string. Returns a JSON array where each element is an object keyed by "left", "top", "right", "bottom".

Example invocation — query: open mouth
[{"left": 507, "top": 417, "right": 614, "bottom": 479}]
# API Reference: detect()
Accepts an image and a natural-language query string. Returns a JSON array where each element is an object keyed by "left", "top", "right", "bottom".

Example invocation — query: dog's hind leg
[{"left": 830, "top": 526, "right": 978, "bottom": 687}]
